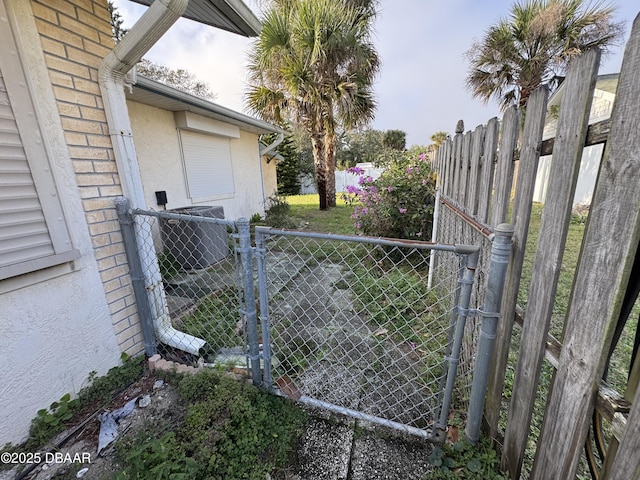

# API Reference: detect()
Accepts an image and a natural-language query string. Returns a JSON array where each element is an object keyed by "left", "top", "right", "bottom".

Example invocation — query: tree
[
  {"left": 108, "top": 4, "right": 216, "bottom": 101},
  {"left": 336, "top": 129, "right": 385, "bottom": 168},
  {"left": 430, "top": 131, "right": 449, "bottom": 147},
  {"left": 108, "top": 1, "right": 128, "bottom": 42},
  {"left": 136, "top": 59, "right": 217, "bottom": 101},
  {"left": 246, "top": 0, "right": 379, "bottom": 210},
  {"left": 466, "top": 0, "right": 623, "bottom": 109},
  {"left": 382, "top": 129, "right": 406, "bottom": 151}
]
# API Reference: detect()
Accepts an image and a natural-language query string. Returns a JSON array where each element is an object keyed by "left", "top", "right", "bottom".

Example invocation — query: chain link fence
[
  {"left": 431, "top": 195, "right": 495, "bottom": 411},
  {"left": 119, "top": 203, "right": 248, "bottom": 368},
  {"left": 117, "top": 199, "right": 503, "bottom": 440},
  {"left": 254, "top": 227, "right": 479, "bottom": 439}
]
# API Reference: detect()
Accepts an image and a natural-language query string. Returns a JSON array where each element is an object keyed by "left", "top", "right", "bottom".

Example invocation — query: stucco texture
[
  {"left": 127, "top": 101, "right": 278, "bottom": 220},
  {"left": 0, "top": 270, "right": 122, "bottom": 445}
]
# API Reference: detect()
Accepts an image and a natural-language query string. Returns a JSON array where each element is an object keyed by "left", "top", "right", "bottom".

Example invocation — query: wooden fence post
[
  {"left": 490, "top": 106, "right": 519, "bottom": 227},
  {"left": 530, "top": 14, "right": 640, "bottom": 478},
  {"left": 459, "top": 130, "right": 472, "bottom": 208},
  {"left": 476, "top": 117, "right": 499, "bottom": 224},
  {"left": 485, "top": 88, "right": 547, "bottom": 440},
  {"left": 501, "top": 48, "right": 600, "bottom": 479},
  {"left": 467, "top": 124, "right": 485, "bottom": 216}
]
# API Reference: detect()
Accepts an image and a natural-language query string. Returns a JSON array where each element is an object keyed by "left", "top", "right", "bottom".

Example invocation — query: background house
[
  {"left": 126, "top": 75, "right": 285, "bottom": 220},
  {"left": 533, "top": 74, "right": 618, "bottom": 207},
  {"left": 0, "top": 0, "right": 262, "bottom": 446}
]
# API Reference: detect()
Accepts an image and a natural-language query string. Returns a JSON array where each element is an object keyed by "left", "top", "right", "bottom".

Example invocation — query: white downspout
[
  {"left": 259, "top": 132, "right": 284, "bottom": 157},
  {"left": 99, "top": 0, "right": 207, "bottom": 356},
  {"left": 259, "top": 133, "right": 284, "bottom": 209}
]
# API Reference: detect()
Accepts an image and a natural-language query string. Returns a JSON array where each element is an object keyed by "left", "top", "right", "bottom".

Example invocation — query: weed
[
  {"left": 78, "top": 353, "right": 144, "bottom": 405},
  {"left": 250, "top": 212, "right": 264, "bottom": 224},
  {"left": 177, "top": 369, "right": 307, "bottom": 479},
  {"left": 427, "top": 438, "right": 506, "bottom": 479},
  {"left": 115, "top": 432, "right": 198, "bottom": 480},
  {"left": 177, "top": 288, "right": 242, "bottom": 356},
  {"left": 157, "top": 251, "right": 182, "bottom": 279},
  {"left": 265, "top": 195, "right": 297, "bottom": 228},
  {"left": 26, "top": 393, "right": 79, "bottom": 447}
]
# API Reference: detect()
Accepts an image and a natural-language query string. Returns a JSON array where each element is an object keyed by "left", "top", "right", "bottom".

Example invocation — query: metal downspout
[
  {"left": 259, "top": 133, "right": 284, "bottom": 210},
  {"left": 259, "top": 133, "right": 284, "bottom": 157},
  {"left": 99, "top": 0, "right": 207, "bottom": 356}
]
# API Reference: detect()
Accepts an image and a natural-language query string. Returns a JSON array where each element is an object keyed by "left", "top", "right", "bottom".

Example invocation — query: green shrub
[
  {"left": 264, "top": 195, "right": 297, "bottom": 228},
  {"left": 344, "top": 153, "right": 436, "bottom": 240}
]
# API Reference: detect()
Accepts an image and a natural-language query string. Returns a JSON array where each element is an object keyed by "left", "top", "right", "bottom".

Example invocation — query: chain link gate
[
  {"left": 118, "top": 198, "right": 509, "bottom": 442},
  {"left": 253, "top": 226, "right": 480, "bottom": 441}
]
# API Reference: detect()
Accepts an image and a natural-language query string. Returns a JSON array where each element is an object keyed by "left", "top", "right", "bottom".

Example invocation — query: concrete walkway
[{"left": 289, "top": 407, "right": 434, "bottom": 480}]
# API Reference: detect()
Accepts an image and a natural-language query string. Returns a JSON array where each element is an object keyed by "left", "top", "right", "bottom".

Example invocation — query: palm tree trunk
[
  {"left": 325, "top": 130, "right": 337, "bottom": 208},
  {"left": 311, "top": 131, "right": 328, "bottom": 210}
]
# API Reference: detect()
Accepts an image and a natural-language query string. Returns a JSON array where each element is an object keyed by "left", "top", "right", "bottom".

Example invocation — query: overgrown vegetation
[
  {"left": 344, "top": 153, "right": 436, "bottom": 240},
  {"left": 114, "top": 369, "right": 307, "bottom": 480},
  {"left": 3, "top": 358, "right": 307, "bottom": 479}
]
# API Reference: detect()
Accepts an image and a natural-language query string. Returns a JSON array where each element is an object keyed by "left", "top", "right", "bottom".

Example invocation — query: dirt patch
[{"left": 4, "top": 373, "right": 183, "bottom": 480}]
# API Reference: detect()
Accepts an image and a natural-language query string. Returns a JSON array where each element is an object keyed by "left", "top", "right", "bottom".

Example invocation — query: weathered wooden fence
[{"left": 431, "top": 12, "right": 640, "bottom": 480}]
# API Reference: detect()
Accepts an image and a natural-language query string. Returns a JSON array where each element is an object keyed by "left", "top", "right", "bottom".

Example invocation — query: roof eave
[
  {"left": 128, "top": 0, "right": 261, "bottom": 37},
  {"left": 126, "top": 75, "right": 286, "bottom": 136}
]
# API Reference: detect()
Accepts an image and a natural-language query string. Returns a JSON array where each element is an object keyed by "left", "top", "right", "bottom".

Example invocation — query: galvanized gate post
[
  {"left": 236, "top": 218, "right": 262, "bottom": 386},
  {"left": 435, "top": 248, "right": 479, "bottom": 438},
  {"left": 254, "top": 227, "right": 273, "bottom": 390},
  {"left": 115, "top": 197, "right": 157, "bottom": 356},
  {"left": 466, "top": 223, "right": 513, "bottom": 443}
]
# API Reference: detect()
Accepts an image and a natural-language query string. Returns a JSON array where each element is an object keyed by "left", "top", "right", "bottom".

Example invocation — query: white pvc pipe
[{"left": 99, "top": 0, "right": 207, "bottom": 355}]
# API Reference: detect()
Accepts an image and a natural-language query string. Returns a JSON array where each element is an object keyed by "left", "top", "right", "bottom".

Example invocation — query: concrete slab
[
  {"left": 293, "top": 416, "right": 354, "bottom": 480},
  {"left": 349, "top": 426, "right": 434, "bottom": 480},
  {"left": 289, "top": 410, "right": 435, "bottom": 480}
]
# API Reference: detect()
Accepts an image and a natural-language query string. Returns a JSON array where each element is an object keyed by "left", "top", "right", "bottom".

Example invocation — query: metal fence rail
[{"left": 254, "top": 226, "right": 479, "bottom": 440}]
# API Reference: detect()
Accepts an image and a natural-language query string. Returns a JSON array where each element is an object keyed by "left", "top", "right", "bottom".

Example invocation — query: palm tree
[
  {"left": 430, "top": 131, "right": 449, "bottom": 148},
  {"left": 246, "top": 0, "right": 379, "bottom": 209},
  {"left": 466, "top": 0, "right": 623, "bottom": 110},
  {"left": 383, "top": 129, "right": 407, "bottom": 151}
]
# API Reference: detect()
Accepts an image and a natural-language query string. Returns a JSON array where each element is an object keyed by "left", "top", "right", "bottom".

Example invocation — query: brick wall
[{"left": 32, "top": 0, "right": 143, "bottom": 355}]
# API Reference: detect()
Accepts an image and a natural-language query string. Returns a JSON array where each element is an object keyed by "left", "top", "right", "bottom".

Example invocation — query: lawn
[{"left": 284, "top": 194, "right": 357, "bottom": 234}]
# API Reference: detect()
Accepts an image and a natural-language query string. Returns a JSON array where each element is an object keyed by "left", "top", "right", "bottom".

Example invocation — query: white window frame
[
  {"left": 0, "top": 0, "right": 79, "bottom": 281},
  {"left": 179, "top": 129, "right": 235, "bottom": 202}
]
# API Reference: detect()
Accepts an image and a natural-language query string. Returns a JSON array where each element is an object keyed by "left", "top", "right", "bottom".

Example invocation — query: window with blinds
[
  {"left": 0, "top": 4, "right": 78, "bottom": 281},
  {"left": 179, "top": 129, "right": 235, "bottom": 199}
]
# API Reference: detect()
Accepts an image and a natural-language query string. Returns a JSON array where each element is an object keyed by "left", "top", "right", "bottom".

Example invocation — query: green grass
[{"left": 284, "top": 194, "right": 357, "bottom": 234}]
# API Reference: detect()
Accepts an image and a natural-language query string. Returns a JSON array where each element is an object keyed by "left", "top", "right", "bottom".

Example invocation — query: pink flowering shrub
[{"left": 344, "top": 154, "right": 436, "bottom": 240}]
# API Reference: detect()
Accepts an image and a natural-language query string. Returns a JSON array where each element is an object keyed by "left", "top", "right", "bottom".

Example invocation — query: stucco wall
[
  {"left": 127, "top": 100, "right": 278, "bottom": 220},
  {"left": 0, "top": 0, "right": 125, "bottom": 446}
]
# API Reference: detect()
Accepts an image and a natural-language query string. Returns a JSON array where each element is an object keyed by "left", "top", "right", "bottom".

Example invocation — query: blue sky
[{"left": 112, "top": 0, "right": 639, "bottom": 147}]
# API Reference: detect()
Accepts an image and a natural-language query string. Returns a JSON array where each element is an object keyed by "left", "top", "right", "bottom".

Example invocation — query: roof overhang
[
  {"left": 128, "top": 0, "right": 262, "bottom": 36},
  {"left": 547, "top": 73, "right": 619, "bottom": 108},
  {"left": 126, "top": 74, "right": 286, "bottom": 136}
]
